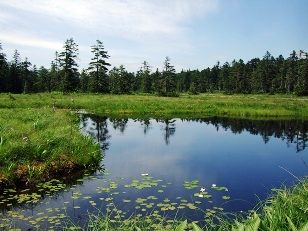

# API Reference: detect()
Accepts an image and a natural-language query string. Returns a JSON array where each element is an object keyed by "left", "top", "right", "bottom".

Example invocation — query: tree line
[{"left": 0, "top": 38, "right": 307, "bottom": 96}]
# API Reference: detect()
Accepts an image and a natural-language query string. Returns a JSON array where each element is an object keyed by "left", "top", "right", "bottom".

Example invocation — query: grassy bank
[
  {"left": 229, "top": 176, "right": 308, "bottom": 231},
  {"left": 1, "top": 93, "right": 308, "bottom": 118},
  {"left": 0, "top": 107, "right": 102, "bottom": 187}
]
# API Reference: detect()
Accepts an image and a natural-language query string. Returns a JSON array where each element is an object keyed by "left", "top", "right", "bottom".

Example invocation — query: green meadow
[
  {"left": 0, "top": 92, "right": 308, "bottom": 230},
  {"left": 1, "top": 92, "right": 308, "bottom": 117}
]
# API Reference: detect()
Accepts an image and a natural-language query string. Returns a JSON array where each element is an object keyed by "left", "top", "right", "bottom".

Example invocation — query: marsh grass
[
  {"left": 229, "top": 176, "right": 308, "bottom": 231},
  {"left": 0, "top": 93, "right": 308, "bottom": 118},
  {"left": 0, "top": 107, "right": 101, "bottom": 187}
]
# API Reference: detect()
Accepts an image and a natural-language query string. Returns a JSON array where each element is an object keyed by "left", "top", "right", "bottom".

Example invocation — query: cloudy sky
[{"left": 0, "top": 0, "right": 307, "bottom": 73}]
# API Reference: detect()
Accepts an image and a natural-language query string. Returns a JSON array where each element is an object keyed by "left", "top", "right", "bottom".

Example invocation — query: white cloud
[
  {"left": 0, "top": 0, "right": 220, "bottom": 71},
  {"left": 0, "top": 32, "right": 63, "bottom": 50},
  {"left": 0, "top": 0, "right": 219, "bottom": 41}
]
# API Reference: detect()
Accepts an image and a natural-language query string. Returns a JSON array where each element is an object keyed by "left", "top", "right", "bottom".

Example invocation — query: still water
[
  {"left": 1, "top": 115, "right": 308, "bottom": 229},
  {"left": 79, "top": 115, "right": 308, "bottom": 211}
]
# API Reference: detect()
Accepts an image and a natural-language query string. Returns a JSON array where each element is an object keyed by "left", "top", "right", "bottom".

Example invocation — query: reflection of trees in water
[
  {"left": 194, "top": 117, "right": 308, "bottom": 153},
  {"left": 80, "top": 114, "right": 308, "bottom": 152},
  {"left": 109, "top": 118, "right": 128, "bottom": 133},
  {"left": 136, "top": 118, "right": 152, "bottom": 135},
  {"left": 158, "top": 118, "right": 176, "bottom": 145},
  {"left": 80, "top": 114, "right": 111, "bottom": 150}
]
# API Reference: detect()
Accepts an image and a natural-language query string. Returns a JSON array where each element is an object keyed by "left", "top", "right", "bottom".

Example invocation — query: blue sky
[{"left": 0, "top": 0, "right": 307, "bottom": 73}]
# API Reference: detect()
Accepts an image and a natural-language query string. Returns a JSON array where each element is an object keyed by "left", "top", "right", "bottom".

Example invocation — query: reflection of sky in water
[
  {"left": 80, "top": 117, "right": 308, "bottom": 212},
  {"left": 3, "top": 117, "right": 308, "bottom": 229}
]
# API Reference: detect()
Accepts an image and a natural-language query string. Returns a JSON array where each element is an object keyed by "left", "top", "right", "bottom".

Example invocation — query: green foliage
[
  {"left": 58, "top": 38, "right": 80, "bottom": 92},
  {"left": 88, "top": 39, "right": 111, "bottom": 93}
]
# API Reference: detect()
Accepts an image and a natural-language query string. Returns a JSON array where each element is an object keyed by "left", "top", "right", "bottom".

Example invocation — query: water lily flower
[
  {"left": 225, "top": 189, "right": 228, "bottom": 192},
  {"left": 200, "top": 187, "right": 206, "bottom": 192},
  {"left": 212, "top": 184, "right": 216, "bottom": 187},
  {"left": 141, "top": 173, "right": 149, "bottom": 176},
  {"left": 198, "top": 194, "right": 204, "bottom": 198}
]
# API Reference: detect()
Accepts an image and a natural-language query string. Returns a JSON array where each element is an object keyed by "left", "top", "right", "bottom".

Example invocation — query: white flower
[
  {"left": 212, "top": 184, "right": 216, "bottom": 187},
  {"left": 200, "top": 187, "right": 206, "bottom": 192},
  {"left": 225, "top": 189, "right": 228, "bottom": 192},
  {"left": 198, "top": 194, "right": 204, "bottom": 198},
  {"left": 23, "top": 137, "right": 29, "bottom": 142},
  {"left": 141, "top": 173, "right": 149, "bottom": 176}
]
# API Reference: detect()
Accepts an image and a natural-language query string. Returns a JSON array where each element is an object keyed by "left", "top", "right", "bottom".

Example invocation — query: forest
[{"left": 0, "top": 38, "right": 307, "bottom": 96}]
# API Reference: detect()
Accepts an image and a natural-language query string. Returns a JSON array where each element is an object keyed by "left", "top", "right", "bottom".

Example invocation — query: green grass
[
  {"left": 229, "top": 176, "right": 308, "bottom": 231},
  {"left": 0, "top": 106, "right": 102, "bottom": 187},
  {"left": 1, "top": 92, "right": 308, "bottom": 118}
]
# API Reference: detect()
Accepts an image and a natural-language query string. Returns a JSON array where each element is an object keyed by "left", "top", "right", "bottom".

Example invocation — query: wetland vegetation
[{"left": 0, "top": 95, "right": 308, "bottom": 230}]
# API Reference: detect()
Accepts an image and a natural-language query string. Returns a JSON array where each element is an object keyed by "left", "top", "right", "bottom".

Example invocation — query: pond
[{"left": 1, "top": 115, "right": 308, "bottom": 229}]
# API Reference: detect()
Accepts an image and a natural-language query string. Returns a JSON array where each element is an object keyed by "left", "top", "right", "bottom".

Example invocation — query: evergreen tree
[
  {"left": 21, "top": 57, "right": 32, "bottom": 93},
  {"left": 218, "top": 62, "right": 230, "bottom": 93},
  {"left": 80, "top": 69, "right": 90, "bottom": 92},
  {"left": 295, "top": 51, "right": 308, "bottom": 96},
  {"left": 285, "top": 50, "right": 298, "bottom": 93},
  {"left": 273, "top": 55, "right": 287, "bottom": 93},
  {"left": 139, "top": 61, "right": 152, "bottom": 93},
  {"left": 160, "top": 56, "right": 177, "bottom": 96},
  {"left": 0, "top": 42, "right": 9, "bottom": 92},
  {"left": 35, "top": 66, "right": 49, "bottom": 92},
  {"left": 109, "top": 65, "right": 131, "bottom": 94},
  {"left": 9, "top": 50, "right": 23, "bottom": 93},
  {"left": 88, "top": 40, "right": 111, "bottom": 93},
  {"left": 152, "top": 68, "right": 161, "bottom": 93},
  {"left": 58, "top": 38, "right": 79, "bottom": 92}
]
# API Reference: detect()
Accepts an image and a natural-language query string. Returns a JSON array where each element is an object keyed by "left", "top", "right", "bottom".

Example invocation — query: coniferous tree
[
  {"left": 139, "top": 61, "right": 152, "bottom": 93},
  {"left": 109, "top": 65, "right": 131, "bottom": 94},
  {"left": 160, "top": 56, "right": 177, "bottom": 96},
  {"left": 21, "top": 57, "right": 31, "bottom": 93},
  {"left": 35, "top": 66, "right": 49, "bottom": 92},
  {"left": 29, "top": 65, "right": 38, "bottom": 93},
  {"left": 218, "top": 62, "right": 230, "bottom": 93},
  {"left": 88, "top": 40, "right": 111, "bottom": 93},
  {"left": 152, "top": 68, "right": 161, "bottom": 93},
  {"left": 295, "top": 51, "right": 308, "bottom": 96},
  {"left": 58, "top": 38, "right": 79, "bottom": 92},
  {"left": 9, "top": 50, "right": 23, "bottom": 93},
  {"left": 0, "top": 42, "right": 9, "bottom": 92},
  {"left": 285, "top": 50, "right": 298, "bottom": 94},
  {"left": 80, "top": 69, "right": 90, "bottom": 92}
]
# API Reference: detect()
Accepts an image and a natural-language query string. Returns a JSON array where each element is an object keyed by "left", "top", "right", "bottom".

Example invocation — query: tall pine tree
[
  {"left": 58, "top": 38, "right": 79, "bottom": 92},
  {"left": 88, "top": 40, "right": 111, "bottom": 93}
]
